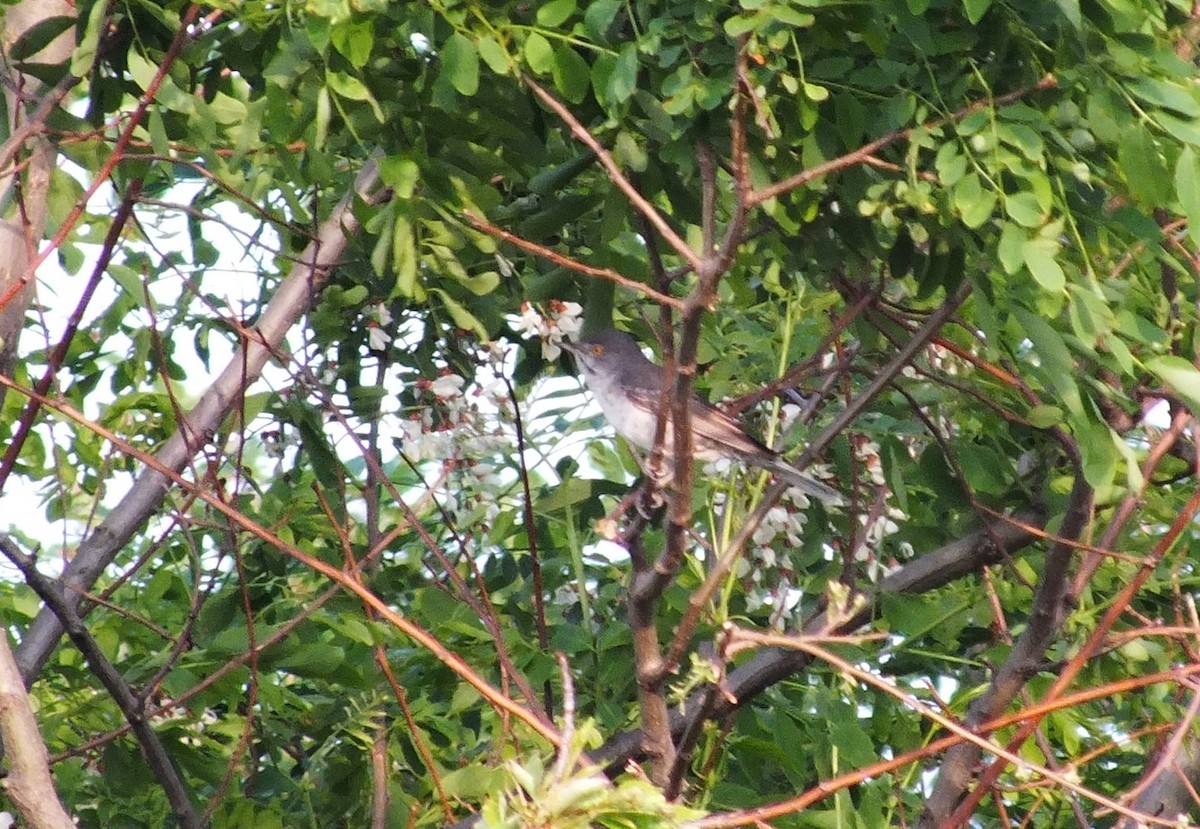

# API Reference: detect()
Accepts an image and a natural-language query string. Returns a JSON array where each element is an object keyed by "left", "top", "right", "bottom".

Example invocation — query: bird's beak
[{"left": 560, "top": 340, "right": 581, "bottom": 355}]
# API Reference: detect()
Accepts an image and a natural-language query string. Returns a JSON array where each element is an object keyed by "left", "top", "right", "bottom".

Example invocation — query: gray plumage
[{"left": 563, "top": 329, "right": 841, "bottom": 505}]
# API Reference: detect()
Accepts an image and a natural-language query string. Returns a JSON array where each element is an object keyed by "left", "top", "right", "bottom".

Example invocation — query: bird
[{"left": 562, "top": 328, "right": 841, "bottom": 505}]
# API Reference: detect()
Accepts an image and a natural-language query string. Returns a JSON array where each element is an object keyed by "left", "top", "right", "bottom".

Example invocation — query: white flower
[
  {"left": 780, "top": 403, "right": 803, "bottom": 432},
  {"left": 484, "top": 338, "right": 511, "bottom": 366},
  {"left": 757, "top": 546, "right": 777, "bottom": 569},
  {"left": 783, "top": 486, "right": 812, "bottom": 509},
  {"left": 399, "top": 419, "right": 427, "bottom": 461},
  {"left": 430, "top": 374, "right": 465, "bottom": 399},
  {"left": 511, "top": 300, "right": 585, "bottom": 359},
  {"left": 371, "top": 302, "right": 393, "bottom": 326},
  {"left": 551, "top": 301, "right": 583, "bottom": 338},
  {"left": 753, "top": 523, "right": 777, "bottom": 546},
  {"left": 368, "top": 325, "right": 392, "bottom": 351},
  {"left": 554, "top": 300, "right": 583, "bottom": 318},
  {"left": 495, "top": 252, "right": 515, "bottom": 277},
  {"left": 410, "top": 33, "right": 432, "bottom": 54},
  {"left": 555, "top": 315, "right": 583, "bottom": 340},
  {"left": 703, "top": 457, "right": 734, "bottom": 477},
  {"left": 514, "top": 302, "right": 549, "bottom": 338}
]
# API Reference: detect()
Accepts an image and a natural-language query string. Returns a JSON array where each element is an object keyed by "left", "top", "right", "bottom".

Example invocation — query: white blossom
[
  {"left": 368, "top": 325, "right": 392, "bottom": 351},
  {"left": 430, "top": 373, "right": 465, "bottom": 399}
]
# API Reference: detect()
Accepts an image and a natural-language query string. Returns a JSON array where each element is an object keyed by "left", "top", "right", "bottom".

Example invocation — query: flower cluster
[
  {"left": 398, "top": 343, "right": 517, "bottom": 533},
  {"left": 849, "top": 436, "right": 907, "bottom": 581},
  {"left": 510, "top": 300, "right": 583, "bottom": 359}
]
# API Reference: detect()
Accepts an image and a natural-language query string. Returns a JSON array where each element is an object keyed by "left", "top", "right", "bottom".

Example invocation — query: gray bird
[{"left": 562, "top": 328, "right": 841, "bottom": 505}]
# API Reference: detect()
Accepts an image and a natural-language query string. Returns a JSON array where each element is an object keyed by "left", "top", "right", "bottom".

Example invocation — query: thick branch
[
  {"left": 592, "top": 504, "right": 1047, "bottom": 770},
  {"left": 14, "top": 156, "right": 385, "bottom": 683},
  {"left": 0, "top": 625, "right": 74, "bottom": 829},
  {"left": 1119, "top": 733, "right": 1200, "bottom": 828},
  {"left": 917, "top": 474, "right": 1093, "bottom": 829}
]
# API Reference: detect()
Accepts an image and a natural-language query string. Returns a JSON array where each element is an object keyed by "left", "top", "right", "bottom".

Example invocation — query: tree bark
[{"left": 0, "top": 0, "right": 75, "bottom": 403}]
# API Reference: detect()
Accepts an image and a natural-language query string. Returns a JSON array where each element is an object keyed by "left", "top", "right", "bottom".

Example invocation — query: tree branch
[
  {"left": 14, "top": 155, "right": 385, "bottom": 683},
  {"left": 0, "top": 621, "right": 74, "bottom": 829},
  {"left": 750, "top": 74, "right": 1058, "bottom": 206},
  {"left": 0, "top": 537, "right": 201, "bottom": 829},
  {"left": 918, "top": 472, "right": 1093, "bottom": 828},
  {"left": 592, "top": 504, "right": 1048, "bottom": 771},
  {"left": 523, "top": 76, "right": 702, "bottom": 273}
]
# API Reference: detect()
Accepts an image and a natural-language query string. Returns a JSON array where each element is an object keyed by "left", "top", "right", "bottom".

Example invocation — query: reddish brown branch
[
  {"left": 0, "top": 4, "right": 206, "bottom": 316},
  {"left": 750, "top": 75, "right": 1058, "bottom": 206},
  {"left": 463, "top": 211, "right": 683, "bottom": 309},
  {"left": 0, "top": 178, "right": 144, "bottom": 489},
  {"left": 522, "top": 76, "right": 702, "bottom": 273},
  {"left": 0, "top": 375, "right": 563, "bottom": 749}
]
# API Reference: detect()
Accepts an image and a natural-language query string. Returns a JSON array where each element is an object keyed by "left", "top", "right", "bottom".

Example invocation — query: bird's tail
[{"left": 763, "top": 457, "right": 844, "bottom": 506}]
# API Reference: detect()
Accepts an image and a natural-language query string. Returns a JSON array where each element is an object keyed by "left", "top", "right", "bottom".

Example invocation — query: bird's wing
[{"left": 689, "top": 398, "right": 776, "bottom": 460}]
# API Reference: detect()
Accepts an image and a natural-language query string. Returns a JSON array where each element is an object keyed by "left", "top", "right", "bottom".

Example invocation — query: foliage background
[{"left": 0, "top": 0, "right": 1199, "bottom": 827}]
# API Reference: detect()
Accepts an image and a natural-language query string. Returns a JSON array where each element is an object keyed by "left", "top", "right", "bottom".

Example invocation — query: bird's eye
[{"left": 591, "top": 345, "right": 604, "bottom": 356}]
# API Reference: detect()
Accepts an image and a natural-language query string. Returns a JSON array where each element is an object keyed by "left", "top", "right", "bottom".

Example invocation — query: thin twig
[
  {"left": 751, "top": 74, "right": 1058, "bottom": 206},
  {"left": 463, "top": 211, "right": 684, "bottom": 309},
  {"left": 522, "top": 76, "right": 702, "bottom": 272}
]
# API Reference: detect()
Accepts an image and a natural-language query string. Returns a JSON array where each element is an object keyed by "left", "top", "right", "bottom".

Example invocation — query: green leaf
[
  {"left": 537, "top": 0, "right": 576, "bottom": 26},
  {"left": 431, "top": 288, "right": 487, "bottom": 338},
  {"left": 441, "top": 33, "right": 480, "bottom": 96},
  {"left": 1128, "top": 77, "right": 1200, "bottom": 118},
  {"left": 935, "top": 143, "right": 967, "bottom": 186},
  {"left": 1077, "top": 415, "right": 1116, "bottom": 489},
  {"left": 552, "top": 45, "right": 590, "bottom": 104},
  {"left": 1027, "top": 405, "right": 1063, "bottom": 428},
  {"left": 1005, "top": 192, "right": 1044, "bottom": 228},
  {"left": 330, "top": 19, "right": 374, "bottom": 68},
  {"left": 1176, "top": 147, "right": 1200, "bottom": 249},
  {"left": 442, "top": 765, "right": 508, "bottom": 800},
  {"left": 584, "top": 0, "right": 621, "bottom": 39},
  {"left": 72, "top": 0, "right": 109, "bottom": 75},
  {"left": 524, "top": 32, "right": 554, "bottom": 75},
  {"left": 326, "top": 71, "right": 384, "bottom": 119},
  {"left": 723, "top": 12, "right": 766, "bottom": 37},
  {"left": 997, "top": 222, "right": 1026, "bottom": 274},
  {"left": 606, "top": 43, "right": 638, "bottom": 104},
  {"left": 314, "top": 86, "right": 331, "bottom": 148},
  {"left": 1016, "top": 310, "right": 1082, "bottom": 414},
  {"left": 271, "top": 643, "right": 346, "bottom": 678},
  {"left": 954, "top": 173, "right": 997, "bottom": 228},
  {"left": 1145, "top": 356, "right": 1200, "bottom": 415},
  {"left": 1113, "top": 429, "right": 1145, "bottom": 493},
  {"left": 1119, "top": 127, "right": 1171, "bottom": 205},
  {"left": 380, "top": 156, "right": 421, "bottom": 199},
  {"left": 962, "top": 0, "right": 993, "bottom": 23},
  {"left": 9, "top": 15, "right": 74, "bottom": 62},
  {"left": 1022, "top": 237, "right": 1065, "bottom": 293},
  {"left": 1107, "top": 334, "right": 1134, "bottom": 375},
  {"left": 391, "top": 215, "right": 420, "bottom": 299},
  {"left": 476, "top": 35, "right": 510, "bottom": 75},
  {"left": 998, "top": 122, "right": 1043, "bottom": 161},
  {"left": 1158, "top": 112, "right": 1200, "bottom": 146}
]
